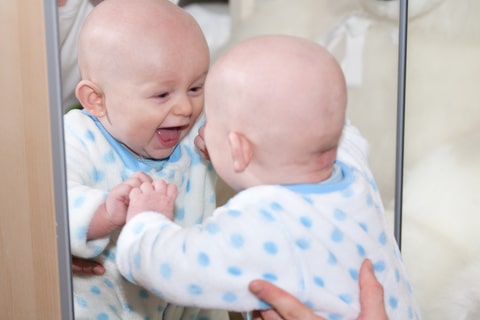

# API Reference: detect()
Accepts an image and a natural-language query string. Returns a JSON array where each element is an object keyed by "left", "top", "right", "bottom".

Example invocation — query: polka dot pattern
[
  {"left": 227, "top": 266, "right": 242, "bottom": 276},
  {"left": 160, "top": 263, "right": 171, "bottom": 279},
  {"left": 66, "top": 110, "right": 221, "bottom": 319},
  {"left": 230, "top": 234, "right": 244, "bottom": 248},
  {"left": 110, "top": 120, "right": 419, "bottom": 319},
  {"left": 197, "top": 252, "right": 210, "bottom": 266},
  {"left": 263, "top": 242, "right": 278, "bottom": 255}
]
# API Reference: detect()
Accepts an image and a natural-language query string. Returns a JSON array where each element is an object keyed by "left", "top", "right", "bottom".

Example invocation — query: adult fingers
[
  {"left": 248, "top": 280, "right": 324, "bottom": 320},
  {"left": 357, "top": 260, "right": 388, "bottom": 320}
]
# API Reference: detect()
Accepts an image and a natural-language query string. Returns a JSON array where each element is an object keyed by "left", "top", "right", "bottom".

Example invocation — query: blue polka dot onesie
[
  {"left": 65, "top": 109, "right": 227, "bottom": 320},
  {"left": 116, "top": 122, "right": 422, "bottom": 320}
]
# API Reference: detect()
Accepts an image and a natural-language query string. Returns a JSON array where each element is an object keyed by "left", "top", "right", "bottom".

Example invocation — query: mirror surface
[{"left": 56, "top": 1, "right": 480, "bottom": 319}]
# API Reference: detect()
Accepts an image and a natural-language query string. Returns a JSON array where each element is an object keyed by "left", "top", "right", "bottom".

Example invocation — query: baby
[
  {"left": 65, "top": 0, "right": 226, "bottom": 318},
  {"left": 116, "top": 35, "right": 421, "bottom": 320}
]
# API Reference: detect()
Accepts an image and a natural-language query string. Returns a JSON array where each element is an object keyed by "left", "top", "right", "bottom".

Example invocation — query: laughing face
[{"left": 95, "top": 33, "right": 210, "bottom": 160}]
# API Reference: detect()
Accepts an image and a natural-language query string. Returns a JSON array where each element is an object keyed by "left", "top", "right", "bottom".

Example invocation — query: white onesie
[
  {"left": 65, "top": 109, "right": 227, "bottom": 320},
  {"left": 116, "top": 123, "right": 421, "bottom": 320}
]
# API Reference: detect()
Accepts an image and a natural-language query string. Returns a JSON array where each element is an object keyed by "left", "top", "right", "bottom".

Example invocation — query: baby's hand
[
  {"left": 194, "top": 125, "right": 210, "bottom": 160},
  {"left": 105, "top": 172, "right": 153, "bottom": 228},
  {"left": 127, "top": 180, "right": 178, "bottom": 222}
]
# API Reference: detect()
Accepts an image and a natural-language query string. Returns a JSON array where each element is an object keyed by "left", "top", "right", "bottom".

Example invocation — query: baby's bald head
[
  {"left": 77, "top": 0, "right": 207, "bottom": 86},
  {"left": 206, "top": 35, "right": 347, "bottom": 157}
]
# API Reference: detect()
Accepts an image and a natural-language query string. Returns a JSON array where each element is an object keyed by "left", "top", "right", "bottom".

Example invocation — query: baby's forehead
[
  {"left": 81, "top": 9, "right": 210, "bottom": 85},
  {"left": 85, "top": 0, "right": 189, "bottom": 38}
]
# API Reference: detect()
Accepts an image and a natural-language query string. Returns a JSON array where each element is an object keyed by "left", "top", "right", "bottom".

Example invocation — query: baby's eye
[
  {"left": 156, "top": 92, "right": 169, "bottom": 98},
  {"left": 189, "top": 86, "right": 203, "bottom": 93}
]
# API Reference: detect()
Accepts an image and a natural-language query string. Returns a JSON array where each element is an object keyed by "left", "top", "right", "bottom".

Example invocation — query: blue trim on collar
[
  {"left": 282, "top": 161, "right": 353, "bottom": 194},
  {"left": 82, "top": 110, "right": 180, "bottom": 172}
]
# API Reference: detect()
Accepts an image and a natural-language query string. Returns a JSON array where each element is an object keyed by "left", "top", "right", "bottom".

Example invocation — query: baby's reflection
[{"left": 62, "top": 0, "right": 223, "bottom": 319}]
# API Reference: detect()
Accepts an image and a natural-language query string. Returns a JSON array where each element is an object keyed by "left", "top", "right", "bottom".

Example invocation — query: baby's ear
[
  {"left": 228, "top": 132, "right": 253, "bottom": 173},
  {"left": 75, "top": 80, "right": 106, "bottom": 117}
]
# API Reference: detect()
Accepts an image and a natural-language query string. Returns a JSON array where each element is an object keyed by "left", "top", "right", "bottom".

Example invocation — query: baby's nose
[{"left": 172, "top": 96, "right": 193, "bottom": 117}]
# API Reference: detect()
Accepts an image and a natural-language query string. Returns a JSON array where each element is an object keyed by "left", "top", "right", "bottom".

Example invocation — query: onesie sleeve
[
  {"left": 64, "top": 112, "right": 111, "bottom": 258},
  {"left": 115, "top": 189, "right": 304, "bottom": 312}
]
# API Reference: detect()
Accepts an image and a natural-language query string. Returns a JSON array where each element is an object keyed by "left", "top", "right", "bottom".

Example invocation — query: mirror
[
  {"left": 54, "top": 0, "right": 401, "bottom": 318},
  {"left": 53, "top": 0, "right": 480, "bottom": 319}
]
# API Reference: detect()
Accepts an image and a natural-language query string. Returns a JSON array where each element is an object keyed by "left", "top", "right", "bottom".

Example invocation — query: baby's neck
[
  {"left": 251, "top": 158, "right": 336, "bottom": 187},
  {"left": 240, "top": 147, "right": 338, "bottom": 188},
  {"left": 295, "top": 163, "right": 335, "bottom": 185},
  {"left": 305, "top": 146, "right": 338, "bottom": 183}
]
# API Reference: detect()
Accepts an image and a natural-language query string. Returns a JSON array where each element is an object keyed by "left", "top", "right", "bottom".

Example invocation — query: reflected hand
[
  {"left": 194, "top": 125, "right": 210, "bottom": 160},
  {"left": 105, "top": 172, "right": 153, "bottom": 227},
  {"left": 72, "top": 256, "right": 105, "bottom": 275}
]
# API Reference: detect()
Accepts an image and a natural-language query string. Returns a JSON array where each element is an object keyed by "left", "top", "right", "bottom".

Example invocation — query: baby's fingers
[
  {"left": 166, "top": 183, "right": 178, "bottom": 199},
  {"left": 128, "top": 185, "right": 142, "bottom": 200},
  {"left": 151, "top": 180, "right": 178, "bottom": 199},
  {"left": 129, "top": 182, "right": 153, "bottom": 201},
  {"left": 139, "top": 181, "right": 155, "bottom": 193},
  {"left": 126, "top": 172, "right": 153, "bottom": 187},
  {"left": 194, "top": 126, "right": 210, "bottom": 160},
  {"left": 152, "top": 179, "right": 168, "bottom": 193}
]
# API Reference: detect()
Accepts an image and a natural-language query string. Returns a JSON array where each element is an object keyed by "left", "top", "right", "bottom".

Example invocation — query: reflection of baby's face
[
  {"left": 77, "top": 0, "right": 211, "bottom": 160},
  {"left": 98, "top": 32, "right": 210, "bottom": 160}
]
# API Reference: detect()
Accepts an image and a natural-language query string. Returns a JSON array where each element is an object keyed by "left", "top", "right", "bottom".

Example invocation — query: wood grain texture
[{"left": 0, "top": 0, "right": 62, "bottom": 318}]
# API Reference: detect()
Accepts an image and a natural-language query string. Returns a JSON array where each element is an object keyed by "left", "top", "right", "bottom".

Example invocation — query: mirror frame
[
  {"left": 394, "top": 0, "right": 408, "bottom": 247},
  {"left": 45, "top": 0, "right": 75, "bottom": 318}
]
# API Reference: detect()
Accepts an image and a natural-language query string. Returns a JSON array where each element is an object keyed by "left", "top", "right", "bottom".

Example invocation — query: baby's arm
[
  {"left": 126, "top": 179, "right": 178, "bottom": 222},
  {"left": 86, "top": 172, "right": 152, "bottom": 240},
  {"left": 116, "top": 188, "right": 299, "bottom": 312}
]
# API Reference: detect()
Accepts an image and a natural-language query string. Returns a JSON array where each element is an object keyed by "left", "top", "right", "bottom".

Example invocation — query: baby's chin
[
  {"left": 143, "top": 146, "right": 178, "bottom": 161},
  {"left": 141, "top": 132, "right": 188, "bottom": 160}
]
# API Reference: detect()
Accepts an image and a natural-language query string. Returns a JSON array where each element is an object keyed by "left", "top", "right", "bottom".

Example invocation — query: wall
[{"left": 0, "top": 1, "right": 62, "bottom": 318}]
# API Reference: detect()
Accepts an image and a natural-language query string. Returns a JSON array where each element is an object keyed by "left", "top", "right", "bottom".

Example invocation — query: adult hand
[
  {"left": 357, "top": 259, "right": 388, "bottom": 320},
  {"left": 248, "top": 259, "right": 388, "bottom": 320},
  {"left": 72, "top": 256, "right": 105, "bottom": 275}
]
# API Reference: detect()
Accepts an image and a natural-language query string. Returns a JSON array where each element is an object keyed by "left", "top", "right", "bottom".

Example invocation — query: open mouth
[{"left": 156, "top": 126, "right": 185, "bottom": 147}]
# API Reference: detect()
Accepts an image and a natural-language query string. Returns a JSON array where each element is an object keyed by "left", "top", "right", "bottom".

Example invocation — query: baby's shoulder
[
  {"left": 64, "top": 109, "right": 97, "bottom": 131},
  {"left": 63, "top": 110, "right": 109, "bottom": 150}
]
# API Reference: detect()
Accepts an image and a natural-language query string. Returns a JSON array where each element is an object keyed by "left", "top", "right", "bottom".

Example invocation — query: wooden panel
[{"left": 0, "top": 0, "right": 61, "bottom": 319}]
